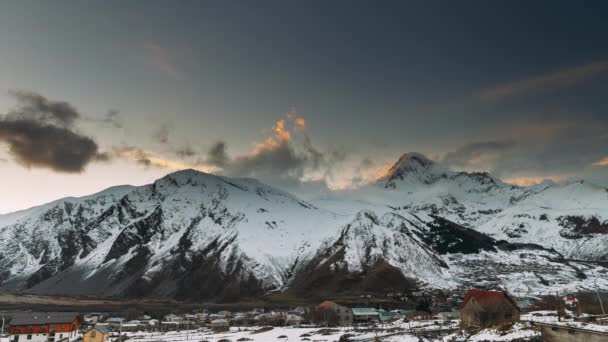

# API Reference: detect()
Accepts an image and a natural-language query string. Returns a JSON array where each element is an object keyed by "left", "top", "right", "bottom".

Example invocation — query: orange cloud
[
  {"left": 504, "top": 175, "right": 566, "bottom": 187},
  {"left": 250, "top": 113, "right": 306, "bottom": 155},
  {"left": 592, "top": 157, "right": 608, "bottom": 166}
]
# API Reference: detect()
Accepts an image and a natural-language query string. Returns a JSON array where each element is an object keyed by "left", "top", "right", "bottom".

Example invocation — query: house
[
  {"left": 564, "top": 296, "right": 579, "bottom": 308},
  {"left": 104, "top": 318, "right": 125, "bottom": 330},
  {"left": 209, "top": 319, "right": 229, "bottom": 329},
  {"left": 459, "top": 290, "right": 520, "bottom": 329},
  {"left": 378, "top": 310, "right": 400, "bottom": 322},
  {"left": 351, "top": 308, "right": 379, "bottom": 322},
  {"left": 285, "top": 314, "right": 304, "bottom": 326},
  {"left": 7, "top": 312, "right": 79, "bottom": 342},
  {"left": 82, "top": 326, "right": 110, "bottom": 342},
  {"left": 309, "top": 301, "right": 353, "bottom": 326}
]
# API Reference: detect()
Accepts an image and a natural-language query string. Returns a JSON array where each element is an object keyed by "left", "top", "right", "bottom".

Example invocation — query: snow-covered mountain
[{"left": 1, "top": 153, "right": 607, "bottom": 301}]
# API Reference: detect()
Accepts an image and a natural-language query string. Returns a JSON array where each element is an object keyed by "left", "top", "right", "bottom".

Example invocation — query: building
[
  {"left": 351, "top": 308, "right": 379, "bottom": 322},
  {"left": 82, "top": 326, "right": 109, "bottom": 342},
  {"left": 7, "top": 312, "right": 79, "bottom": 342},
  {"left": 285, "top": 314, "right": 304, "bottom": 326},
  {"left": 209, "top": 319, "right": 229, "bottom": 329},
  {"left": 459, "top": 290, "right": 520, "bottom": 329},
  {"left": 309, "top": 301, "right": 353, "bottom": 326},
  {"left": 103, "top": 318, "right": 125, "bottom": 330}
]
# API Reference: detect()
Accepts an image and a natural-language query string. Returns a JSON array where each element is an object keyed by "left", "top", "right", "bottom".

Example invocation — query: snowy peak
[{"left": 379, "top": 152, "right": 444, "bottom": 188}]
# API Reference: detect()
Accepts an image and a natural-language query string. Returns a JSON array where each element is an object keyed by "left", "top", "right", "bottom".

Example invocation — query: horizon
[{"left": 1, "top": 1, "right": 608, "bottom": 213}]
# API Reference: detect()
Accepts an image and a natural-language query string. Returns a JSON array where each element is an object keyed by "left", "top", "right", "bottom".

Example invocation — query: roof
[
  {"left": 210, "top": 319, "right": 229, "bottom": 323},
  {"left": 438, "top": 311, "right": 459, "bottom": 318},
  {"left": 9, "top": 312, "right": 78, "bottom": 326},
  {"left": 317, "top": 301, "right": 337, "bottom": 309},
  {"left": 351, "top": 308, "right": 378, "bottom": 316},
  {"left": 461, "top": 289, "right": 520, "bottom": 312},
  {"left": 89, "top": 326, "right": 110, "bottom": 334}
]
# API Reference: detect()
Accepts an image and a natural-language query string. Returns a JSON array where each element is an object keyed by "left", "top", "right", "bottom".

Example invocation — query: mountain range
[{"left": 1, "top": 153, "right": 607, "bottom": 302}]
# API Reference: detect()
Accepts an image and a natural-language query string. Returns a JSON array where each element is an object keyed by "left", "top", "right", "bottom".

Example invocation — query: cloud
[
  {"left": 143, "top": 43, "right": 181, "bottom": 80},
  {"left": 227, "top": 116, "right": 311, "bottom": 179},
  {"left": 112, "top": 145, "right": 218, "bottom": 173},
  {"left": 7, "top": 90, "right": 80, "bottom": 127},
  {"left": 592, "top": 157, "right": 608, "bottom": 167},
  {"left": 441, "top": 119, "right": 608, "bottom": 186},
  {"left": 479, "top": 60, "right": 608, "bottom": 101},
  {"left": 206, "top": 141, "right": 229, "bottom": 167},
  {"left": 503, "top": 175, "right": 566, "bottom": 187},
  {"left": 100, "top": 110, "right": 122, "bottom": 128},
  {"left": 154, "top": 124, "right": 171, "bottom": 144},
  {"left": 85, "top": 109, "right": 123, "bottom": 128},
  {"left": 0, "top": 92, "right": 108, "bottom": 173},
  {"left": 442, "top": 140, "right": 517, "bottom": 170},
  {"left": 204, "top": 113, "right": 388, "bottom": 191},
  {"left": 175, "top": 145, "right": 196, "bottom": 158}
]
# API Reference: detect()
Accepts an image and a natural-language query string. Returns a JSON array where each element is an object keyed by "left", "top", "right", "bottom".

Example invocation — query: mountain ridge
[{"left": 1, "top": 154, "right": 607, "bottom": 302}]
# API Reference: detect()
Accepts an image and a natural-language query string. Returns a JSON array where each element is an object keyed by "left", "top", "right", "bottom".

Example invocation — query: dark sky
[{"left": 1, "top": 1, "right": 608, "bottom": 212}]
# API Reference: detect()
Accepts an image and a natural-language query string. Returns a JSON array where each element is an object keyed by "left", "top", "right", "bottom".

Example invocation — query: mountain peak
[{"left": 379, "top": 152, "right": 441, "bottom": 188}]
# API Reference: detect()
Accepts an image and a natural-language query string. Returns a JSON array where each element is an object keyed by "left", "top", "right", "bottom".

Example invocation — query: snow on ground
[
  {"left": 521, "top": 310, "right": 608, "bottom": 333},
  {"left": 123, "top": 320, "right": 460, "bottom": 342},
  {"left": 463, "top": 323, "right": 539, "bottom": 341}
]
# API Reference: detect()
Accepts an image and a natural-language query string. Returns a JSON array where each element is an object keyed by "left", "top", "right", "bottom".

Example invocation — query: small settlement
[{"left": 1, "top": 289, "right": 606, "bottom": 342}]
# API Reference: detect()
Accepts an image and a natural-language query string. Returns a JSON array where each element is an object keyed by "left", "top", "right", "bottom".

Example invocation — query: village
[{"left": 0, "top": 289, "right": 607, "bottom": 342}]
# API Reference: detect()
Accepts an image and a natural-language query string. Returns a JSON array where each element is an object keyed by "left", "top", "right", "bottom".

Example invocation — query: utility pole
[
  {"left": 555, "top": 291, "right": 561, "bottom": 322},
  {"left": 1, "top": 316, "right": 4, "bottom": 337},
  {"left": 596, "top": 286, "right": 606, "bottom": 315}
]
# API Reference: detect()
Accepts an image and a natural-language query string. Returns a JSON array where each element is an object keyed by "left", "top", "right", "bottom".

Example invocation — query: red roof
[
  {"left": 317, "top": 301, "right": 337, "bottom": 309},
  {"left": 461, "top": 290, "right": 520, "bottom": 312}
]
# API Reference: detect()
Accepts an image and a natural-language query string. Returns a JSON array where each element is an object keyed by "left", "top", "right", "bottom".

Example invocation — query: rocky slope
[{"left": 0, "top": 153, "right": 607, "bottom": 301}]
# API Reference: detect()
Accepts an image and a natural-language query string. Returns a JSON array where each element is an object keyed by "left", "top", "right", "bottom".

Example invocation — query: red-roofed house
[
  {"left": 307, "top": 301, "right": 353, "bottom": 326},
  {"left": 460, "top": 290, "right": 520, "bottom": 329}
]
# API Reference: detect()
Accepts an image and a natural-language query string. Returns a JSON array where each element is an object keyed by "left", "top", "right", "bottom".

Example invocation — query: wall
[
  {"left": 540, "top": 325, "right": 608, "bottom": 342},
  {"left": 83, "top": 331, "right": 109, "bottom": 342}
]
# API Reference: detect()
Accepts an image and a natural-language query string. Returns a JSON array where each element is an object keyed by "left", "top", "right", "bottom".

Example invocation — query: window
[
  {"left": 91, "top": 331, "right": 96, "bottom": 338},
  {"left": 27, "top": 335, "right": 32, "bottom": 340},
  {"left": 59, "top": 334, "right": 63, "bottom": 339}
]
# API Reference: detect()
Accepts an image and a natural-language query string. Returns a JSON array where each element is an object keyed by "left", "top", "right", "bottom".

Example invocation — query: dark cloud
[
  {"left": 175, "top": 145, "right": 196, "bottom": 158},
  {"left": 154, "top": 124, "right": 170, "bottom": 144},
  {"left": 8, "top": 91, "right": 80, "bottom": 127},
  {"left": 442, "top": 140, "right": 516, "bottom": 170},
  {"left": 441, "top": 120, "right": 608, "bottom": 185},
  {"left": 101, "top": 110, "right": 122, "bottom": 128},
  {"left": 85, "top": 109, "right": 123, "bottom": 128},
  {"left": 228, "top": 141, "right": 307, "bottom": 179},
  {"left": 0, "top": 91, "right": 107, "bottom": 173},
  {"left": 206, "top": 141, "right": 229, "bottom": 167},
  {"left": 0, "top": 119, "right": 106, "bottom": 173}
]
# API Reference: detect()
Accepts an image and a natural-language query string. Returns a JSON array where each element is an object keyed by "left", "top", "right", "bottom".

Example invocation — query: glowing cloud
[
  {"left": 504, "top": 175, "right": 566, "bottom": 187},
  {"left": 592, "top": 157, "right": 608, "bottom": 166},
  {"left": 113, "top": 146, "right": 219, "bottom": 173}
]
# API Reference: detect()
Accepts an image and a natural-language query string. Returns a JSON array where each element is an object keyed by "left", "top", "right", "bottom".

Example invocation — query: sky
[{"left": 1, "top": 1, "right": 608, "bottom": 213}]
